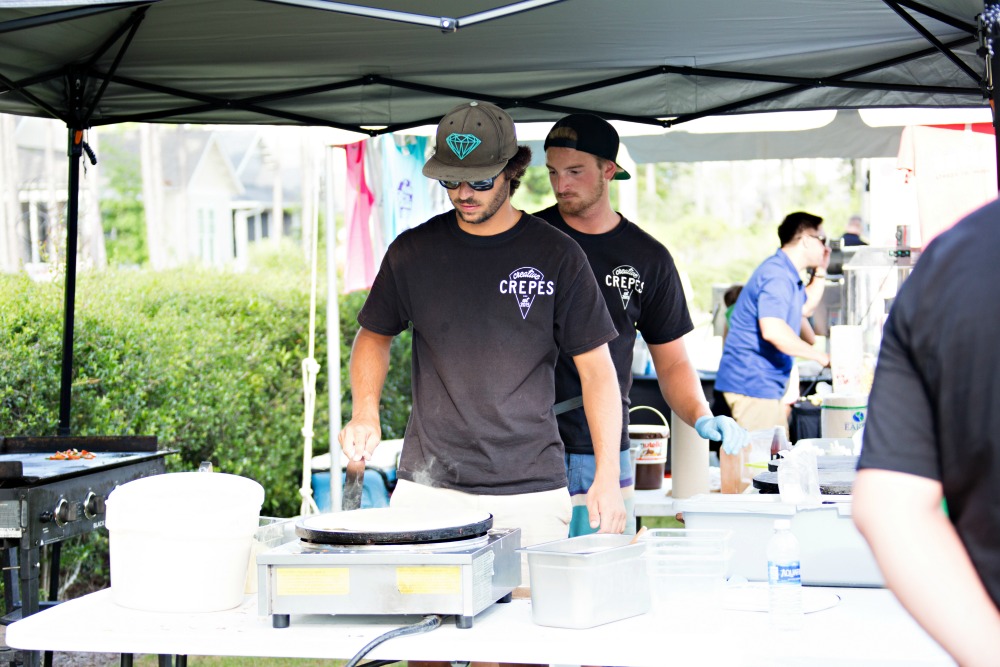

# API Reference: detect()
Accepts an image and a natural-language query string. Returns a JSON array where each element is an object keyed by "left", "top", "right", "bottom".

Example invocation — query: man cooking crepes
[{"left": 339, "top": 101, "right": 624, "bottom": 667}]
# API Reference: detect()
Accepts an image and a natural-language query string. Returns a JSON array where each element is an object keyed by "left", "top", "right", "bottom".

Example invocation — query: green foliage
[
  {"left": 100, "top": 138, "right": 148, "bottom": 267},
  {"left": 0, "top": 252, "right": 416, "bottom": 513},
  {"left": 645, "top": 212, "right": 778, "bottom": 312},
  {"left": 511, "top": 165, "right": 556, "bottom": 213},
  {"left": 632, "top": 158, "right": 861, "bottom": 312},
  {"left": 0, "top": 267, "right": 323, "bottom": 518},
  {"left": 0, "top": 245, "right": 419, "bottom": 601}
]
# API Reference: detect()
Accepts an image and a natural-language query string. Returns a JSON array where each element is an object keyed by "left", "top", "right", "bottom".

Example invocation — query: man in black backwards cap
[{"left": 536, "top": 114, "right": 749, "bottom": 535}]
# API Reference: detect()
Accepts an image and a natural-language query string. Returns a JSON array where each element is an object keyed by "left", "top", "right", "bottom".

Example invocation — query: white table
[
  {"left": 7, "top": 587, "right": 954, "bottom": 666},
  {"left": 634, "top": 486, "right": 676, "bottom": 523}
]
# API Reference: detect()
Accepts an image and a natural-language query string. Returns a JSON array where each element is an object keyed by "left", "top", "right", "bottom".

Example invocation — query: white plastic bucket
[
  {"left": 105, "top": 472, "right": 265, "bottom": 612},
  {"left": 820, "top": 393, "right": 868, "bottom": 439}
]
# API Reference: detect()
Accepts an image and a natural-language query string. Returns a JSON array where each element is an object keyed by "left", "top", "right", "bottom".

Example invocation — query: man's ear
[{"left": 603, "top": 159, "right": 618, "bottom": 181}]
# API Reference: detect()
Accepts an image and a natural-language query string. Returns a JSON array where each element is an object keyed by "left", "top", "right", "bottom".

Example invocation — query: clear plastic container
[{"left": 642, "top": 528, "right": 732, "bottom": 620}]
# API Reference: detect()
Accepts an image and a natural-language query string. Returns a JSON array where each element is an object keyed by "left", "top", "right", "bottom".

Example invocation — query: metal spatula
[{"left": 342, "top": 459, "right": 365, "bottom": 511}]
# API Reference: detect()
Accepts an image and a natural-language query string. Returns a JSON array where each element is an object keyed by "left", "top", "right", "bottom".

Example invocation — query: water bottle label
[{"left": 768, "top": 561, "right": 801, "bottom": 585}]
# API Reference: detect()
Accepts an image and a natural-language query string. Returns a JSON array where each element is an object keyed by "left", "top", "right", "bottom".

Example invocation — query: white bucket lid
[
  {"left": 628, "top": 424, "right": 670, "bottom": 438},
  {"left": 106, "top": 472, "right": 264, "bottom": 534},
  {"left": 821, "top": 393, "right": 868, "bottom": 409}
]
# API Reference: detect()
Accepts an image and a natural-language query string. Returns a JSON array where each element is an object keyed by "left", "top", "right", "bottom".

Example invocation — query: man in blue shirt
[{"left": 715, "top": 212, "right": 831, "bottom": 434}]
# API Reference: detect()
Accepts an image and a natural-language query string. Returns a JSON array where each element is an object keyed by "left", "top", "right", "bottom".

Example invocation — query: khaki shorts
[
  {"left": 390, "top": 479, "right": 571, "bottom": 586},
  {"left": 722, "top": 392, "right": 789, "bottom": 436}
]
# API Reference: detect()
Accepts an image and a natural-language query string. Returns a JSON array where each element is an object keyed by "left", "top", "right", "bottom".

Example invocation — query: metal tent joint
[{"left": 262, "top": 0, "right": 564, "bottom": 31}]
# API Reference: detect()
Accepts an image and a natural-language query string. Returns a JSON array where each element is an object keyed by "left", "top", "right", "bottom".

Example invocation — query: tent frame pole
[
  {"left": 57, "top": 127, "right": 82, "bottom": 436},
  {"left": 58, "top": 69, "right": 99, "bottom": 435},
  {"left": 983, "top": 1, "right": 1000, "bottom": 192}
]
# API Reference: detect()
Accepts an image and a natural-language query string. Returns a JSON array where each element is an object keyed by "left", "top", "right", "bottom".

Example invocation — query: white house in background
[
  {"left": 214, "top": 127, "right": 301, "bottom": 268},
  {"left": 136, "top": 126, "right": 243, "bottom": 269},
  {"left": 1, "top": 113, "right": 305, "bottom": 274},
  {"left": 0, "top": 114, "right": 104, "bottom": 275},
  {"left": 133, "top": 124, "right": 302, "bottom": 269}
]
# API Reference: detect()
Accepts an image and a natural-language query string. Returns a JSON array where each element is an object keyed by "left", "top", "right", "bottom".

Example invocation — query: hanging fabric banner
[
  {"left": 343, "top": 140, "right": 376, "bottom": 293},
  {"left": 378, "top": 134, "right": 435, "bottom": 243}
]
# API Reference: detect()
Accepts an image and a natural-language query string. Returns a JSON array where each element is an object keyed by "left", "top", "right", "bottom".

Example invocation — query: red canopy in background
[
  {"left": 897, "top": 123, "right": 998, "bottom": 247},
  {"left": 929, "top": 123, "right": 996, "bottom": 133}
]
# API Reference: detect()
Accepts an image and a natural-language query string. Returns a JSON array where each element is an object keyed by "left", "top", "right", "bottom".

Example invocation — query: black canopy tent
[{"left": 0, "top": 0, "right": 996, "bottom": 434}]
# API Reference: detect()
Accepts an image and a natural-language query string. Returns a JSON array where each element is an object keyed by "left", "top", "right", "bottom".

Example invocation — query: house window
[{"left": 198, "top": 208, "right": 216, "bottom": 263}]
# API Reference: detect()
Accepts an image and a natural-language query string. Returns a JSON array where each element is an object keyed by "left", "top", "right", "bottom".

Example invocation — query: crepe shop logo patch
[
  {"left": 500, "top": 267, "right": 554, "bottom": 319},
  {"left": 607, "top": 265, "right": 643, "bottom": 309}
]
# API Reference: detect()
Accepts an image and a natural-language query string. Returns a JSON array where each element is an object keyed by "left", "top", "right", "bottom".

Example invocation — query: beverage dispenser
[{"left": 841, "top": 225, "right": 920, "bottom": 364}]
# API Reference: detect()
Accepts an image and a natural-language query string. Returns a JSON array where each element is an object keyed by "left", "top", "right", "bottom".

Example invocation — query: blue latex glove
[{"left": 695, "top": 415, "right": 750, "bottom": 455}]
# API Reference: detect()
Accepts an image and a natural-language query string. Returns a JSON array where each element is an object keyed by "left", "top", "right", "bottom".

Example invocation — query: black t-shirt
[
  {"left": 535, "top": 206, "right": 693, "bottom": 454},
  {"left": 359, "top": 211, "right": 618, "bottom": 495},
  {"left": 858, "top": 198, "right": 1000, "bottom": 608}
]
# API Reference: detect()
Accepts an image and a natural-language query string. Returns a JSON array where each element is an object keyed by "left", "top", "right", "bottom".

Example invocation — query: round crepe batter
[{"left": 299, "top": 507, "right": 492, "bottom": 533}]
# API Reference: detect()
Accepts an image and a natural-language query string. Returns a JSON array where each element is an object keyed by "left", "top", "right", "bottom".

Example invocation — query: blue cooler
[
  {"left": 310, "top": 440, "right": 402, "bottom": 511},
  {"left": 311, "top": 467, "right": 396, "bottom": 510}
]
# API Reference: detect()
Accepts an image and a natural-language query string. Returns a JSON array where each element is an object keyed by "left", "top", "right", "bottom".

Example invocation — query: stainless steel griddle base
[{"left": 257, "top": 527, "right": 521, "bottom": 628}]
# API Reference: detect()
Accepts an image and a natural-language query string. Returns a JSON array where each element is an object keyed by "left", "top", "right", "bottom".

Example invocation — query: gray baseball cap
[{"left": 422, "top": 101, "right": 518, "bottom": 182}]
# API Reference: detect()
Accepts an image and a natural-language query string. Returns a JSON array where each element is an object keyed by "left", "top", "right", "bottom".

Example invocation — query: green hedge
[{"left": 0, "top": 265, "right": 412, "bottom": 519}]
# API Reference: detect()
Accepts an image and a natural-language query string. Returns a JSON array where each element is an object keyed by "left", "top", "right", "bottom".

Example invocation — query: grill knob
[
  {"left": 53, "top": 498, "right": 71, "bottom": 527},
  {"left": 84, "top": 492, "right": 105, "bottom": 519}
]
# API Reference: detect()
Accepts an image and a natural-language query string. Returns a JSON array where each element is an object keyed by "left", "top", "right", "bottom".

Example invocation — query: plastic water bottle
[{"left": 767, "top": 519, "right": 803, "bottom": 631}]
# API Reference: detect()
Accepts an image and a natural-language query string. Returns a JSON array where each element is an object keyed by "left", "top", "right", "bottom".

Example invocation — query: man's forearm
[
  {"left": 855, "top": 471, "right": 1000, "bottom": 667},
  {"left": 349, "top": 328, "right": 392, "bottom": 419},
  {"left": 575, "top": 346, "right": 623, "bottom": 481},
  {"left": 760, "top": 318, "right": 829, "bottom": 365},
  {"left": 582, "top": 374, "right": 622, "bottom": 481},
  {"left": 803, "top": 277, "right": 825, "bottom": 317},
  {"left": 656, "top": 360, "right": 711, "bottom": 428},
  {"left": 648, "top": 339, "right": 711, "bottom": 427}
]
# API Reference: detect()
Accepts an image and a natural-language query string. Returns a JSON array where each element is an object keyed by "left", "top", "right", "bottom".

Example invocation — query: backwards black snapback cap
[{"left": 543, "top": 113, "right": 630, "bottom": 180}]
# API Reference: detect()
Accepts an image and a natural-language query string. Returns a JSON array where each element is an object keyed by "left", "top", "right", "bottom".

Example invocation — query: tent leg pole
[
  {"left": 326, "top": 145, "right": 343, "bottom": 512},
  {"left": 987, "top": 1, "right": 1000, "bottom": 192},
  {"left": 58, "top": 128, "right": 83, "bottom": 436},
  {"left": 993, "top": 94, "right": 1000, "bottom": 193},
  {"left": 993, "top": 103, "right": 999, "bottom": 193}
]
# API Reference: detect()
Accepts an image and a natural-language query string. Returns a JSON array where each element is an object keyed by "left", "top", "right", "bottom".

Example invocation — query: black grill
[{"left": 0, "top": 436, "right": 168, "bottom": 667}]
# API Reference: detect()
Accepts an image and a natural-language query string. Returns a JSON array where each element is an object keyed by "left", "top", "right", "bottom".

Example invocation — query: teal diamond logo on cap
[{"left": 446, "top": 133, "right": 481, "bottom": 160}]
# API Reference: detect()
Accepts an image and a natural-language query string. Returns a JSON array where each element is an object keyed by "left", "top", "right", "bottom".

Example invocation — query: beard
[
  {"left": 451, "top": 182, "right": 509, "bottom": 225},
  {"left": 556, "top": 176, "right": 606, "bottom": 217}
]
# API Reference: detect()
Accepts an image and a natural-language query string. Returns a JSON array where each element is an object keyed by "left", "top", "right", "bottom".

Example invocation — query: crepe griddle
[
  {"left": 295, "top": 508, "right": 494, "bottom": 545},
  {"left": 752, "top": 468, "right": 856, "bottom": 495},
  {"left": 767, "top": 455, "right": 859, "bottom": 472}
]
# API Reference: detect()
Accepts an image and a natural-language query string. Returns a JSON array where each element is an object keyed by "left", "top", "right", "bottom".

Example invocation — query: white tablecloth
[
  {"left": 6, "top": 587, "right": 954, "bottom": 666},
  {"left": 635, "top": 486, "right": 676, "bottom": 518}
]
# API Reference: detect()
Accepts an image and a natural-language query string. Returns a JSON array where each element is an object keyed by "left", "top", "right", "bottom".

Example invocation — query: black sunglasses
[{"left": 438, "top": 172, "right": 501, "bottom": 192}]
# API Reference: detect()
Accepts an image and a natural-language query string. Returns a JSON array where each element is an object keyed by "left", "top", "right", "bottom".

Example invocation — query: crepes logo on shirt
[
  {"left": 500, "top": 266, "right": 555, "bottom": 319},
  {"left": 607, "top": 265, "right": 643, "bottom": 309}
]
